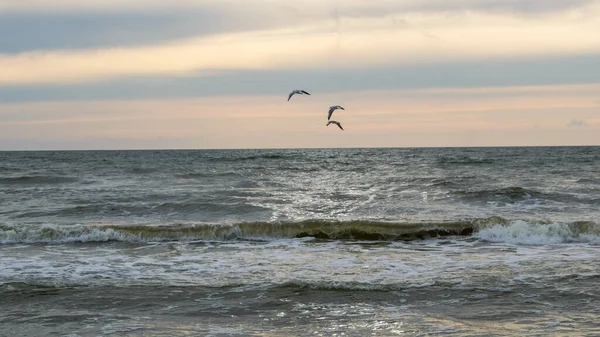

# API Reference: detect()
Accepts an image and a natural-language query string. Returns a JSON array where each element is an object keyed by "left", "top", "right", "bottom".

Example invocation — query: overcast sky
[{"left": 1, "top": 0, "right": 599, "bottom": 150}]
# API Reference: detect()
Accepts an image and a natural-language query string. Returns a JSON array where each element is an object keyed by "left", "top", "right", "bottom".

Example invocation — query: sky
[{"left": 1, "top": 0, "right": 599, "bottom": 150}]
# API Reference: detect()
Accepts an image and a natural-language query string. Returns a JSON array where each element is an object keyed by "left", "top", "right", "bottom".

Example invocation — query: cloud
[
  {"left": 1, "top": 1, "right": 598, "bottom": 54},
  {"left": 1, "top": 0, "right": 596, "bottom": 15},
  {"left": 568, "top": 118, "right": 588, "bottom": 127},
  {"left": 2, "top": 8, "right": 600, "bottom": 87},
  {"left": 2, "top": 53, "right": 600, "bottom": 103},
  {"left": 1, "top": 83, "right": 598, "bottom": 126},
  {"left": 0, "top": 11, "right": 222, "bottom": 53},
  {"left": 0, "top": 0, "right": 203, "bottom": 13},
  {"left": 0, "top": 4, "right": 311, "bottom": 53}
]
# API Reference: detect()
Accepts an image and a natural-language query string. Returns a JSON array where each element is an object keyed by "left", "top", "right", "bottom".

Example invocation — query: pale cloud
[
  {"left": 2, "top": 7, "right": 600, "bottom": 87},
  {"left": 0, "top": 0, "right": 595, "bottom": 15},
  {"left": 0, "top": 0, "right": 211, "bottom": 13},
  {"left": 2, "top": 53, "right": 599, "bottom": 104},
  {"left": 4, "top": 1, "right": 597, "bottom": 54}
]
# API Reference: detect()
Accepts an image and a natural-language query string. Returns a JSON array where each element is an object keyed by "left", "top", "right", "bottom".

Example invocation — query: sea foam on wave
[
  {"left": 0, "top": 223, "right": 138, "bottom": 244},
  {"left": 2, "top": 218, "right": 599, "bottom": 245},
  {"left": 473, "top": 220, "right": 600, "bottom": 245}
]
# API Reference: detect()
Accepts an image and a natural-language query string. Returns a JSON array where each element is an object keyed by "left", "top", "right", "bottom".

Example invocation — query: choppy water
[{"left": 1, "top": 147, "right": 599, "bottom": 336}]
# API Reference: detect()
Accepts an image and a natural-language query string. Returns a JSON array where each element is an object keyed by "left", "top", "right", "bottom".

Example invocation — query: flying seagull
[
  {"left": 327, "top": 105, "right": 345, "bottom": 120},
  {"left": 288, "top": 89, "right": 311, "bottom": 101},
  {"left": 327, "top": 120, "right": 344, "bottom": 130}
]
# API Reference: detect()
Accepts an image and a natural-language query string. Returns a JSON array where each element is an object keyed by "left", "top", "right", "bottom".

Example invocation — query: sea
[{"left": 1, "top": 147, "right": 599, "bottom": 336}]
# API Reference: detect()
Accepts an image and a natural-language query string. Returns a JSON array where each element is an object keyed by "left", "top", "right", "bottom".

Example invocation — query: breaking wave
[
  {"left": 0, "top": 220, "right": 473, "bottom": 244},
  {"left": 474, "top": 220, "right": 600, "bottom": 244},
  {"left": 1, "top": 218, "right": 598, "bottom": 245}
]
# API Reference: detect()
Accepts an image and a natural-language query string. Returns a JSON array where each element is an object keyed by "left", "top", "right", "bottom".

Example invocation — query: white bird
[
  {"left": 288, "top": 89, "right": 311, "bottom": 101},
  {"left": 327, "top": 105, "right": 345, "bottom": 120},
  {"left": 327, "top": 120, "right": 344, "bottom": 130}
]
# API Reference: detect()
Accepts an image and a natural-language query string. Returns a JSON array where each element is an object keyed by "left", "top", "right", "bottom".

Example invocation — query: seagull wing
[
  {"left": 301, "top": 90, "right": 310, "bottom": 95},
  {"left": 340, "top": 106, "right": 345, "bottom": 110},
  {"left": 328, "top": 107, "right": 335, "bottom": 120},
  {"left": 337, "top": 122, "right": 344, "bottom": 130},
  {"left": 287, "top": 92, "right": 295, "bottom": 101}
]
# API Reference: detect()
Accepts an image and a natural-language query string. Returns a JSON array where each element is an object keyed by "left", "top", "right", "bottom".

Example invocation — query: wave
[
  {"left": 436, "top": 156, "right": 495, "bottom": 165},
  {"left": 460, "top": 187, "right": 542, "bottom": 201},
  {"left": 129, "top": 167, "right": 158, "bottom": 174},
  {"left": 405, "top": 176, "right": 479, "bottom": 187},
  {"left": 0, "top": 220, "right": 472, "bottom": 244},
  {"left": 0, "top": 166, "right": 21, "bottom": 173},
  {"left": 176, "top": 171, "right": 239, "bottom": 179},
  {"left": 0, "top": 175, "right": 78, "bottom": 185},
  {"left": 474, "top": 220, "right": 600, "bottom": 245},
  {"left": 0, "top": 280, "right": 446, "bottom": 294},
  {"left": 15, "top": 198, "right": 270, "bottom": 218},
  {"left": 207, "top": 153, "right": 288, "bottom": 162},
  {"left": 0, "top": 282, "right": 69, "bottom": 295},
  {"left": 459, "top": 186, "right": 600, "bottom": 205},
  {"left": 577, "top": 178, "right": 600, "bottom": 185},
  {"left": 1, "top": 218, "right": 599, "bottom": 245}
]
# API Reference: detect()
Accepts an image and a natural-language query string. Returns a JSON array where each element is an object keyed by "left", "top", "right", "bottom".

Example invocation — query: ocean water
[{"left": 1, "top": 147, "right": 599, "bottom": 336}]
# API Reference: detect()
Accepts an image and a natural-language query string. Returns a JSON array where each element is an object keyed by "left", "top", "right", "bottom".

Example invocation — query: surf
[{"left": 1, "top": 218, "right": 599, "bottom": 244}]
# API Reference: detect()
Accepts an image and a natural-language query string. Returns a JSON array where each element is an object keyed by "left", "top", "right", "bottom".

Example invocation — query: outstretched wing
[
  {"left": 337, "top": 123, "right": 344, "bottom": 130},
  {"left": 287, "top": 92, "right": 295, "bottom": 101},
  {"left": 328, "top": 107, "right": 334, "bottom": 120},
  {"left": 301, "top": 90, "right": 310, "bottom": 95}
]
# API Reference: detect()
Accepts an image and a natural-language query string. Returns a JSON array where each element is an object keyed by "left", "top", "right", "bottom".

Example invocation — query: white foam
[
  {"left": 2, "top": 226, "right": 600, "bottom": 295},
  {"left": 474, "top": 220, "right": 600, "bottom": 245},
  {"left": 0, "top": 223, "right": 139, "bottom": 244}
]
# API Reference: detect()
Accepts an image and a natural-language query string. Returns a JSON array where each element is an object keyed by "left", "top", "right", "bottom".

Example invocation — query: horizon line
[{"left": 1, "top": 144, "right": 599, "bottom": 152}]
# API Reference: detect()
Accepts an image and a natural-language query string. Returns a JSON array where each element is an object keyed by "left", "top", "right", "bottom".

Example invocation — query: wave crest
[
  {"left": 1, "top": 218, "right": 598, "bottom": 245},
  {"left": 474, "top": 220, "right": 600, "bottom": 244},
  {"left": 0, "top": 223, "right": 136, "bottom": 244},
  {"left": 0, "top": 220, "right": 473, "bottom": 244},
  {"left": 207, "top": 153, "right": 287, "bottom": 162},
  {"left": 460, "top": 187, "right": 541, "bottom": 201},
  {"left": 437, "top": 156, "right": 495, "bottom": 165}
]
